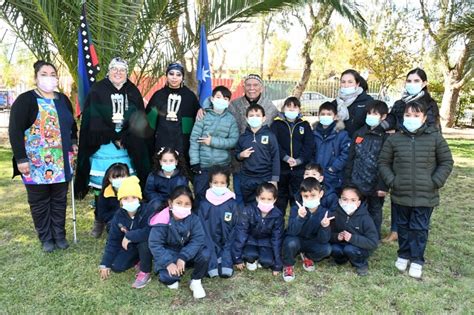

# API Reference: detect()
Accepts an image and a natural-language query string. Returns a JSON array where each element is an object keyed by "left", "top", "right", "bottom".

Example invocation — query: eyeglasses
[{"left": 110, "top": 67, "right": 126, "bottom": 74}]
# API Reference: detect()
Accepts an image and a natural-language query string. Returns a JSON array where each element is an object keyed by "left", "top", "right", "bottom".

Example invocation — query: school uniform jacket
[
  {"left": 286, "top": 205, "right": 331, "bottom": 243},
  {"left": 144, "top": 170, "right": 188, "bottom": 203},
  {"left": 97, "top": 184, "right": 120, "bottom": 223}
]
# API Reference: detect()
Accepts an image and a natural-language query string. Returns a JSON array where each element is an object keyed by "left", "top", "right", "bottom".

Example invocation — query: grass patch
[{"left": 0, "top": 140, "right": 473, "bottom": 313}]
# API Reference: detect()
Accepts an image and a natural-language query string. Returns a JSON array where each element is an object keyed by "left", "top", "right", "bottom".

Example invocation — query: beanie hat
[
  {"left": 166, "top": 62, "right": 185, "bottom": 76},
  {"left": 117, "top": 176, "right": 142, "bottom": 200},
  {"left": 244, "top": 74, "right": 263, "bottom": 85},
  {"left": 108, "top": 57, "right": 128, "bottom": 72}
]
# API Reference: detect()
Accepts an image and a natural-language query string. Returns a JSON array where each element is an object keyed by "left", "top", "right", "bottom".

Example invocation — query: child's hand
[
  {"left": 235, "top": 263, "right": 245, "bottom": 271},
  {"left": 167, "top": 263, "right": 179, "bottom": 276},
  {"left": 295, "top": 201, "right": 307, "bottom": 218},
  {"left": 288, "top": 157, "right": 297, "bottom": 167},
  {"left": 121, "top": 237, "right": 130, "bottom": 250},
  {"left": 196, "top": 108, "right": 205, "bottom": 121},
  {"left": 176, "top": 259, "right": 186, "bottom": 276},
  {"left": 337, "top": 232, "right": 344, "bottom": 241},
  {"left": 240, "top": 147, "right": 254, "bottom": 159},
  {"left": 197, "top": 133, "right": 212, "bottom": 146},
  {"left": 342, "top": 231, "right": 352, "bottom": 242},
  {"left": 320, "top": 211, "right": 335, "bottom": 228},
  {"left": 272, "top": 271, "right": 279, "bottom": 276},
  {"left": 376, "top": 190, "right": 387, "bottom": 197},
  {"left": 99, "top": 267, "right": 111, "bottom": 280}
]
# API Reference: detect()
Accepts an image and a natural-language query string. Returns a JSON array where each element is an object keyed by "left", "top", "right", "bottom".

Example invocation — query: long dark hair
[{"left": 101, "top": 163, "right": 130, "bottom": 193}]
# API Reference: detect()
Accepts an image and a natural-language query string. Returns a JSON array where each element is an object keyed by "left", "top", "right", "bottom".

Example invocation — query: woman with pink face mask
[
  {"left": 8, "top": 60, "right": 78, "bottom": 253},
  {"left": 148, "top": 185, "right": 209, "bottom": 299}
]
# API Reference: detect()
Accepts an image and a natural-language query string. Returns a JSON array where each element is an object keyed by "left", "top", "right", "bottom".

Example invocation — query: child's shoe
[
  {"left": 167, "top": 281, "right": 179, "bottom": 289},
  {"left": 132, "top": 271, "right": 151, "bottom": 289},
  {"left": 282, "top": 266, "right": 295, "bottom": 282},
  {"left": 189, "top": 279, "right": 206, "bottom": 299},
  {"left": 246, "top": 261, "right": 258, "bottom": 271},
  {"left": 90, "top": 219, "right": 105, "bottom": 238},
  {"left": 395, "top": 257, "right": 409, "bottom": 272},
  {"left": 408, "top": 263, "right": 423, "bottom": 279},
  {"left": 301, "top": 253, "right": 315, "bottom": 272},
  {"left": 356, "top": 265, "right": 369, "bottom": 276}
]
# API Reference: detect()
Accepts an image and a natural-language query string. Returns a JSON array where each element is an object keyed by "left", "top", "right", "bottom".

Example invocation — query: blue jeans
[
  {"left": 242, "top": 245, "right": 274, "bottom": 269},
  {"left": 331, "top": 243, "right": 370, "bottom": 268},
  {"left": 158, "top": 249, "right": 210, "bottom": 285}
]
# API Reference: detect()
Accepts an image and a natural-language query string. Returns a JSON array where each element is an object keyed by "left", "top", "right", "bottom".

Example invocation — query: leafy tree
[{"left": 265, "top": 34, "right": 290, "bottom": 80}]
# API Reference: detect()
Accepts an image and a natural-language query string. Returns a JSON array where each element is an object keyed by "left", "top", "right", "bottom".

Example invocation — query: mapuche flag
[{"left": 77, "top": 2, "right": 100, "bottom": 116}]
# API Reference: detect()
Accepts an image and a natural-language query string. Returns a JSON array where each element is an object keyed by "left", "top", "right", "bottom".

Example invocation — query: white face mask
[{"left": 339, "top": 200, "right": 358, "bottom": 215}]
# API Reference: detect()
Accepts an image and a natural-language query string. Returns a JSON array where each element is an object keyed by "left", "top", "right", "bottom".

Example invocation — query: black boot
[
  {"left": 90, "top": 220, "right": 105, "bottom": 238},
  {"left": 42, "top": 240, "right": 56, "bottom": 253}
]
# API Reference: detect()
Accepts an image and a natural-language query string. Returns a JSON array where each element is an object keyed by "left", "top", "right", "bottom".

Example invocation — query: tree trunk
[{"left": 440, "top": 70, "right": 462, "bottom": 128}]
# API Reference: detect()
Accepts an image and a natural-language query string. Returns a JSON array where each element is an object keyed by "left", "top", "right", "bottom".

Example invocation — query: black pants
[
  {"left": 111, "top": 242, "right": 153, "bottom": 273},
  {"left": 25, "top": 182, "right": 69, "bottom": 243},
  {"left": 158, "top": 249, "right": 209, "bottom": 284},
  {"left": 240, "top": 174, "right": 269, "bottom": 205},
  {"left": 275, "top": 168, "right": 304, "bottom": 216},
  {"left": 193, "top": 169, "right": 210, "bottom": 207},
  {"left": 282, "top": 236, "right": 331, "bottom": 266},
  {"left": 331, "top": 243, "right": 370, "bottom": 268},
  {"left": 366, "top": 195, "right": 385, "bottom": 240}
]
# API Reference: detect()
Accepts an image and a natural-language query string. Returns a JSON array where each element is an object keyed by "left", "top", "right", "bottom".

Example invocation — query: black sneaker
[
  {"left": 42, "top": 240, "right": 55, "bottom": 253},
  {"left": 356, "top": 266, "right": 369, "bottom": 276},
  {"left": 55, "top": 239, "right": 70, "bottom": 250}
]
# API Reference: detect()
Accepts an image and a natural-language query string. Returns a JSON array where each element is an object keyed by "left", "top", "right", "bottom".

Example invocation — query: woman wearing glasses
[{"left": 75, "top": 57, "right": 151, "bottom": 238}]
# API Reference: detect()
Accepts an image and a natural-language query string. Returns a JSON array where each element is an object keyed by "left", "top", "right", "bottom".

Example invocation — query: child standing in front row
[
  {"left": 378, "top": 102, "right": 453, "bottom": 279},
  {"left": 198, "top": 167, "right": 239, "bottom": 278},
  {"left": 271, "top": 97, "right": 314, "bottom": 214},
  {"left": 99, "top": 176, "right": 154, "bottom": 289},
  {"left": 189, "top": 86, "right": 239, "bottom": 205},
  {"left": 313, "top": 102, "right": 351, "bottom": 193},
  {"left": 148, "top": 186, "right": 209, "bottom": 299},
  {"left": 235, "top": 104, "right": 280, "bottom": 204},
  {"left": 144, "top": 147, "right": 188, "bottom": 208},
  {"left": 232, "top": 183, "right": 284, "bottom": 275},
  {"left": 282, "top": 178, "right": 333, "bottom": 282}
]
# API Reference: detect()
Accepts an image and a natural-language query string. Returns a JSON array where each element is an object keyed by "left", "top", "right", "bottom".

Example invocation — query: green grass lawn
[{"left": 0, "top": 140, "right": 473, "bottom": 313}]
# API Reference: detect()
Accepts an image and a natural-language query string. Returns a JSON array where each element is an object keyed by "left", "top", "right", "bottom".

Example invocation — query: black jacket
[
  {"left": 286, "top": 205, "right": 331, "bottom": 242},
  {"left": 332, "top": 91, "right": 374, "bottom": 137}
]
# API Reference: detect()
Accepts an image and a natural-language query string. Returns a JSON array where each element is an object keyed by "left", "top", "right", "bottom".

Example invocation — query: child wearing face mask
[
  {"left": 189, "top": 86, "right": 239, "bottom": 205},
  {"left": 97, "top": 163, "right": 130, "bottom": 231},
  {"left": 379, "top": 102, "right": 453, "bottom": 279},
  {"left": 144, "top": 147, "right": 189, "bottom": 208},
  {"left": 282, "top": 178, "right": 333, "bottom": 282},
  {"left": 270, "top": 97, "right": 315, "bottom": 215},
  {"left": 99, "top": 176, "right": 154, "bottom": 289},
  {"left": 198, "top": 167, "right": 239, "bottom": 278},
  {"left": 313, "top": 102, "right": 351, "bottom": 194},
  {"left": 344, "top": 101, "right": 390, "bottom": 240},
  {"left": 232, "top": 183, "right": 284, "bottom": 276},
  {"left": 330, "top": 186, "right": 378, "bottom": 276},
  {"left": 235, "top": 104, "right": 280, "bottom": 204},
  {"left": 148, "top": 186, "right": 209, "bottom": 299}
]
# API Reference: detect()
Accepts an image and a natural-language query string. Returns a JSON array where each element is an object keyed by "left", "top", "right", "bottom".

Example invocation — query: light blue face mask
[
  {"left": 319, "top": 116, "right": 334, "bottom": 126},
  {"left": 211, "top": 186, "right": 229, "bottom": 196},
  {"left": 284, "top": 111, "right": 299, "bottom": 120},
  {"left": 111, "top": 178, "right": 124, "bottom": 189},
  {"left": 405, "top": 83, "right": 423, "bottom": 96},
  {"left": 122, "top": 200, "right": 140, "bottom": 213},
  {"left": 403, "top": 117, "right": 423, "bottom": 132},
  {"left": 162, "top": 164, "right": 176, "bottom": 173},
  {"left": 340, "top": 86, "right": 357, "bottom": 96},
  {"left": 303, "top": 198, "right": 320, "bottom": 209},
  {"left": 213, "top": 98, "right": 229, "bottom": 112},
  {"left": 365, "top": 114, "right": 381, "bottom": 127},
  {"left": 247, "top": 116, "right": 263, "bottom": 128}
]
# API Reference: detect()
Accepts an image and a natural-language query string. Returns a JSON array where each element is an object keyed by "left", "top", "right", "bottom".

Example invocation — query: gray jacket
[{"left": 228, "top": 95, "right": 278, "bottom": 134}]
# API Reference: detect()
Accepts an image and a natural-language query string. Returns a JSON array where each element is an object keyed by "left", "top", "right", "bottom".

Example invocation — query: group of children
[{"left": 97, "top": 85, "right": 453, "bottom": 299}]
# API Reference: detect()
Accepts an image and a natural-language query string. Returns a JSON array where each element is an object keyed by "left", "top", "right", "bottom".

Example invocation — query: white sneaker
[
  {"left": 408, "top": 263, "right": 423, "bottom": 279},
  {"left": 395, "top": 257, "right": 409, "bottom": 272},
  {"left": 167, "top": 281, "right": 179, "bottom": 289},
  {"left": 189, "top": 279, "right": 206, "bottom": 299},
  {"left": 246, "top": 261, "right": 258, "bottom": 271}
]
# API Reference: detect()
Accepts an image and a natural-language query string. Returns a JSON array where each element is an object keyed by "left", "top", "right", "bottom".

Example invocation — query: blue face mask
[
  {"left": 365, "top": 114, "right": 381, "bottom": 127},
  {"left": 319, "top": 116, "right": 334, "bottom": 126},
  {"left": 403, "top": 117, "right": 423, "bottom": 132},
  {"left": 111, "top": 178, "right": 124, "bottom": 189},
  {"left": 122, "top": 200, "right": 140, "bottom": 213},
  {"left": 340, "top": 86, "right": 357, "bottom": 96},
  {"left": 303, "top": 198, "right": 320, "bottom": 209},
  {"left": 247, "top": 116, "right": 263, "bottom": 129},
  {"left": 162, "top": 163, "right": 176, "bottom": 173},
  {"left": 213, "top": 98, "right": 229, "bottom": 112},
  {"left": 405, "top": 83, "right": 423, "bottom": 96},
  {"left": 284, "top": 111, "right": 299, "bottom": 120},
  {"left": 211, "top": 186, "right": 229, "bottom": 196}
]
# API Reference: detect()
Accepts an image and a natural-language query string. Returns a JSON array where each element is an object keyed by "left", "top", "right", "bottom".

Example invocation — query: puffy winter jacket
[
  {"left": 144, "top": 170, "right": 188, "bottom": 204},
  {"left": 378, "top": 124, "right": 453, "bottom": 207},
  {"left": 148, "top": 208, "right": 206, "bottom": 271},
  {"left": 189, "top": 108, "right": 239, "bottom": 168},
  {"left": 232, "top": 203, "right": 284, "bottom": 271},
  {"left": 286, "top": 205, "right": 331, "bottom": 242},
  {"left": 271, "top": 113, "right": 315, "bottom": 172},
  {"left": 345, "top": 124, "right": 389, "bottom": 196},
  {"left": 330, "top": 202, "right": 378, "bottom": 251},
  {"left": 332, "top": 91, "right": 374, "bottom": 137}
]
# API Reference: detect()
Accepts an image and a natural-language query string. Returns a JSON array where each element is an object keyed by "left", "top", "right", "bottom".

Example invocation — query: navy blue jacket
[
  {"left": 97, "top": 185, "right": 120, "bottom": 224},
  {"left": 286, "top": 205, "right": 331, "bottom": 243},
  {"left": 270, "top": 114, "right": 315, "bottom": 172},
  {"left": 332, "top": 91, "right": 374, "bottom": 137},
  {"left": 144, "top": 170, "right": 188, "bottom": 204},
  {"left": 235, "top": 125, "right": 280, "bottom": 182},
  {"left": 148, "top": 209, "right": 206, "bottom": 271},
  {"left": 294, "top": 186, "right": 339, "bottom": 213},
  {"left": 313, "top": 122, "right": 351, "bottom": 190},
  {"left": 345, "top": 124, "right": 389, "bottom": 196},
  {"left": 100, "top": 203, "right": 154, "bottom": 267},
  {"left": 330, "top": 202, "right": 378, "bottom": 251},
  {"left": 198, "top": 198, "right": 239, "bottom": 254},
  {"left": 232, "top": 203, "right": 284, "bottom": 271}
]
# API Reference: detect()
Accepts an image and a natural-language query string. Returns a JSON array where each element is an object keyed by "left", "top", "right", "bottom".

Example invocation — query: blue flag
[{"left": 197, "top": 24, "right": 212, "bottom": 107}]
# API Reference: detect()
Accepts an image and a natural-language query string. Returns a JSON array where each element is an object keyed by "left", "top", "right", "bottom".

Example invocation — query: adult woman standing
[
  {"left": 9, "top": 60, "right": 78, "bottom": 252},
  {"left": 146, "top": 63, "right": 200, "bottom": 167},
  {"left": 75, "top": 57, "right": 151, "bottom": 238},
  {"left": 332, "top": 69, "right": 374, "bottom": 137}
]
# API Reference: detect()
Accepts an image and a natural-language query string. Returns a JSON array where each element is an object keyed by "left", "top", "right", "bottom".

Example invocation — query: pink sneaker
[{"left": 132, "top": 271, "right": 151, "bottom": 289}]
